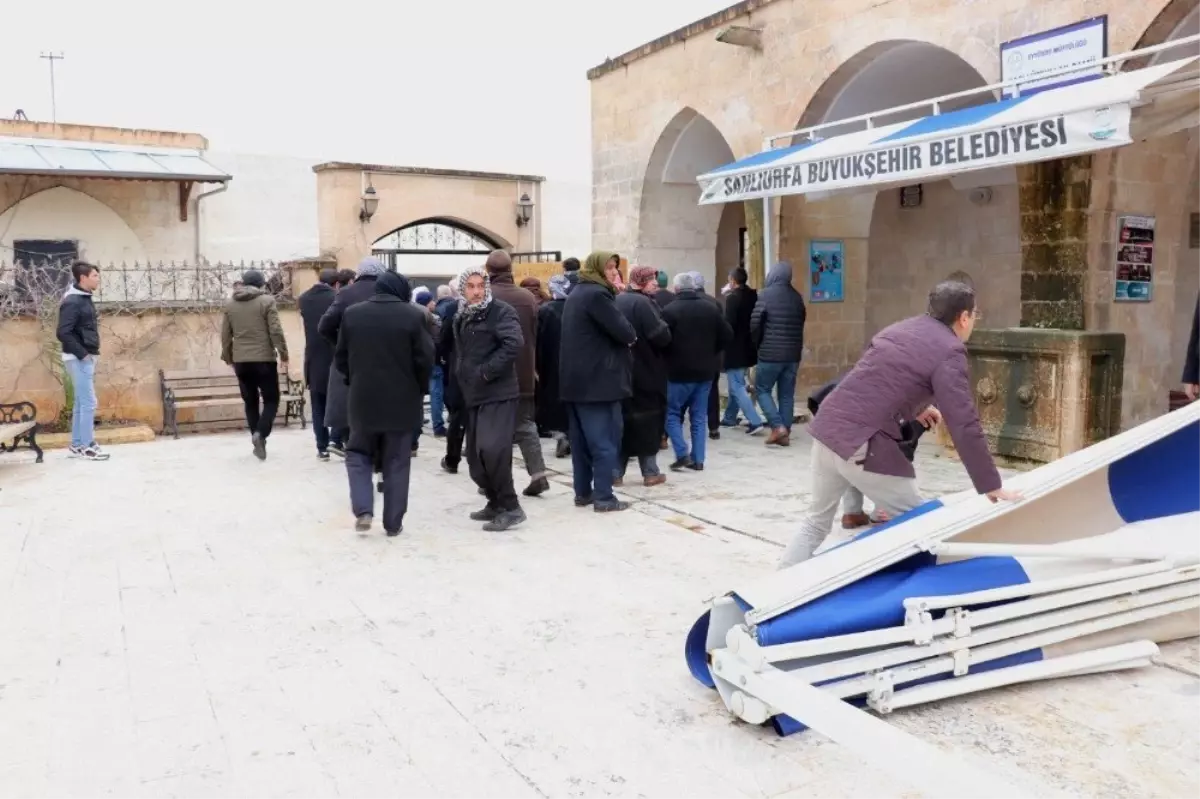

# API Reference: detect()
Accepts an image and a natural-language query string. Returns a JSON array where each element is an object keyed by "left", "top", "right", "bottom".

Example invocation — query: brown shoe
[
  {"left": 841, "top": 512, "right": 871, "bottom": 529},
  {"left": 612, "top": 477, "right": 624, "bottom": 487},
  {"left": 766, "top": 426, "right": 787, "bottom": 445},
  {"left": 776, "top": 432, "right": 791, "bottom": 447},
  {"left": 643, "top": 474, "right": 667, "bottom": 487}
]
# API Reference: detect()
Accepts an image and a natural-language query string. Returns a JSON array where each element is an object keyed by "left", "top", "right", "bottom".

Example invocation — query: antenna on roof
[{"left": 39, "top": 51, "right": 65, "bottom": 123}]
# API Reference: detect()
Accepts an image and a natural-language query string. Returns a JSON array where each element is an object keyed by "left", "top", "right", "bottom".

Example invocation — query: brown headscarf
[
  {"left": 520, "top": 276, "right": 548, "bottom": 305},
  {"left": 579, "top": 250, "right": 617, "bottom": 294}
]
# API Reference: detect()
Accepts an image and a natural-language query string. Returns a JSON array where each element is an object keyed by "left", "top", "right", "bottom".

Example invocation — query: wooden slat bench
[
  {"left": 159, "top": 368, "right": 306, "bottom": 438},
  {"left": 0, "top": 400, "right": 44, "bottom": 463}
]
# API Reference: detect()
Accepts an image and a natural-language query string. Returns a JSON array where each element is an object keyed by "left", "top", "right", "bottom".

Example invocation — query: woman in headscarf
[
  {"left": 607, "top": 254, "right": 626, "bottom": 293},
  {"left": 520, "top": 276, "right": 549, "bottom": 306},
  {"left": 558, "top": 251, "right": 637, "bottom": 512},
  {"left": 614, "top": 266, "right": 671, "bottom": 487},
  {"left": 536, "top": 273, "right": 571, "bottom": 456}
]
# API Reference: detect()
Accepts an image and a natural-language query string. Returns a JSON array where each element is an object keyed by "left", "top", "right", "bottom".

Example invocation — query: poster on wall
[
  {"left": 1001, "top": 16, "right": 1108, "bottom": 98},
  {"left": 1114, "top": 215, "right": 1155, "bottom": 302},
  {"left": 809, "top": 240, "right": 844, "bottom": 303}
]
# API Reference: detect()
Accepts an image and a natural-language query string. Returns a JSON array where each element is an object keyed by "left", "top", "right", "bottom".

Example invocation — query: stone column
[{"left": 1017, "top": 155, "right": 1092, "bottom": 329}]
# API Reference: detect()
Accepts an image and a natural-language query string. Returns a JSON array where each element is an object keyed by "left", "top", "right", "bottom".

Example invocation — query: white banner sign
[
  {"left": 698, "top": 104, "right": 1132, "bottom": 205},
  {"left": 1001, "top": 17, "right": 1108, "bottom": 98}
]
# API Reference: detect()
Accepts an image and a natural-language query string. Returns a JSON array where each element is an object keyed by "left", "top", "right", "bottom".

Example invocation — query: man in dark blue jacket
[
  {"left": 56, "top": 261, "right": 109, "bottom": 461},
  {"left": 750, "top": 261, "right": 808, "bottom": 447}
]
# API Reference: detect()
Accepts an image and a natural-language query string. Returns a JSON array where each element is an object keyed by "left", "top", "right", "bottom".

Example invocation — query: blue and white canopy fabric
[{"left": 697, "top": 56, "right": 1199, "bottom": 205}]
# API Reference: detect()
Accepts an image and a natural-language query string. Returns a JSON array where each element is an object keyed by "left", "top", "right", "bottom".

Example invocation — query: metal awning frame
[
  {"left": 0, "top": 136, "right": 231, "bottom": 222},
  {"left": 745, "top": 34, "right": 1200, "bottom": 267}
]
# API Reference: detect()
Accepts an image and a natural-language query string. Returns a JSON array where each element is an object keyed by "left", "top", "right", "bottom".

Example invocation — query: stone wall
[{"left": 0, "top": 308, "right": 303, "bottom": 431}]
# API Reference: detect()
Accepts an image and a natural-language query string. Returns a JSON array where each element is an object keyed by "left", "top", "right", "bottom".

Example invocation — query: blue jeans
[
  {"left": 667, "top": 381, "right": 711, "bottom": 464},
  {"left": 755, "top": 361, "right": 799, "bottom": 430},
  {"left": 65, "top": 357, "right": 97, "bottom": 449},
  {"left": 567, "top": 401, "right": 622, "bottom": 504},
  {"left": 430, "top": 365, "right": 445, "bottom": 433},
  {"left": 721, "top": 368, "right": 763, "bottom": 427}
]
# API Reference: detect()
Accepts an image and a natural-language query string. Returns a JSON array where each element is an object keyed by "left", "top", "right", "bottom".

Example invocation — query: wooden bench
[
  {"left": 0, "top": 400, "right": 44, "bottom": 463},
  {"left": 159, "top": 368, "right": 306, "bottom": 438}
]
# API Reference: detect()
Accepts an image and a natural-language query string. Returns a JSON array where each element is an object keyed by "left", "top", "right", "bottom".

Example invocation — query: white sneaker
[
  {"left": 67, "top": 445, "right": 83, "bottom": 458},
  {"left": 80, "top": 444, "right": 110, "bottom": 461}
]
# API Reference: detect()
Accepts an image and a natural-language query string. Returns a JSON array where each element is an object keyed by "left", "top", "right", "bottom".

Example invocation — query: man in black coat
[
  {"left": 751, "top": 261, "right": 808, "bottom": 447},
  {"left": 298, "top": 268, "right": 350, "bottom": 459},
  {"left": 334, "top": 271, "right": 434, "bottom": 536},
  {"left": 319, "top": 257, "right": 386, "bottom": 450},
  {"left": 559, "top": 252, "right": 637, "bottom": 512},
  {"left": 719, "top": 267, "right": 764, "bottom": 434},
  {"left": 454, "top": 266, "right": 528, "bottom": 532},
  {"left": 1184, "top": 294, "right": 1199, "bottom": 402},
  {"left": 662, "top": 272, "right": 733, "bottom": 471},
  {"left": 436, "top": 284, "right": 466, "bottom": 474}
]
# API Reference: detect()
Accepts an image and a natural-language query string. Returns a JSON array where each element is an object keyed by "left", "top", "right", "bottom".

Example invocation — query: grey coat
[
  {"left": 807, "top": 314, "right": 1001, "bottom": 494},
  {"left": 750, "top": 262, "right": 807, "bottom": 364}
]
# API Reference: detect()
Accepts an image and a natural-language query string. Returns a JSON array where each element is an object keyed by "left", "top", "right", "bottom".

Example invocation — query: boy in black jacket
[{"left": 56, "top": 261, "right": 109, "bottom": 461}]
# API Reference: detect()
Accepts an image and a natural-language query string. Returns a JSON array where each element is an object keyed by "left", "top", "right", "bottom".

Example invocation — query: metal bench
[
  {"left": 159, "top": 368, "right": 306, "bottom": 438},
  {"left": 0, "top": 401, "right": 44, "bottom": 463}
]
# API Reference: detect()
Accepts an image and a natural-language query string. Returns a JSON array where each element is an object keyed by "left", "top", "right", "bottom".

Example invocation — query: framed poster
[
  {"left": 1114, "top": 215, "right": 1155, "bottom": 302},
  {"left": 809, "top": 239, "right": 844, "bottom": 303},
  {"left": 1001, "top": 16, "right": 1108, "bottom": 98}
]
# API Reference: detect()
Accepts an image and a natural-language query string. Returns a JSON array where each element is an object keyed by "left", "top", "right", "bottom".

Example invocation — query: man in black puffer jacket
[{"left": 750, "top": 261, "right": 807, "bottom": 447}]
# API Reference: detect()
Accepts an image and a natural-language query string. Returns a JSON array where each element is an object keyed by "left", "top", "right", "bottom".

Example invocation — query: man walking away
[
  {"left": 721, "top": 267, "right": 764, "bottom": 435},
  {"left": 56, "top": 261, "right": 108, "bottom": 461},
  {"left": 751, "top": 261, "right": 807, "bottom": 447},
  {"left": 431, "top": 284, "right": 456, "bottom": 436},
  {"left": 319, "top": 258, "right": 384, "bottom": 451},
  {"left": 683, "top": 271, "right": 725, "bottom": 441},
  {"left": 779, "top": 281, "right": 1023, "bottom": 568},
  {"left": 454, "top": 266, "right": 527, "bottom": 531},
  {"left": 335, "top": 271, "right": 433, "bottom": 536},
  {"left": 298, "top": 268, "right": 343, "bottom": 460},
  {"left": 437, "top": 278, "right": 466, "bottom": 474},
  {"left": 559, "top": 251, "right": 637, "bottom": 511},
  {"left": 221, "top": 269, "right": 289, "bottom": 461},
  {"left": 536, "top": 274, "right": 571, "bottom": 458},
  {"left": 662, "top": 272, "right": 733, "bottom": 471},
  {"left": 485, "top": 250, "right": 550, "bottom": 497},
  {"left": 615, "top": 266, "right": 671, "bottom": 487}
]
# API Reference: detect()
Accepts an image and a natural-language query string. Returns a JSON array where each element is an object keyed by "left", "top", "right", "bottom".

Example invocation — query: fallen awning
[
  {"left": 0, "top": 136, "right": 231, "bottom": 183},
  {"left": 697, "top": 55, "right": 1199, "bottom": 206}
]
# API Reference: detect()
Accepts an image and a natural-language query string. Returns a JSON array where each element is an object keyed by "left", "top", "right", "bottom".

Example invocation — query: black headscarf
[{"left": 375, "top": 270, "right": 412, "bottom": 302}]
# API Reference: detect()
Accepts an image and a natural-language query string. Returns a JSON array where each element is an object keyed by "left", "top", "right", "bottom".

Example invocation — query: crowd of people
[{"left": 65, "top": 251, "right": 1153, "bottom": 566}]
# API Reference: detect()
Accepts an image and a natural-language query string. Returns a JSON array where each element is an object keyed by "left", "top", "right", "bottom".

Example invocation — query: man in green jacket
[{"left": 221, "top": 269, "right": 290, "bottom": 460}]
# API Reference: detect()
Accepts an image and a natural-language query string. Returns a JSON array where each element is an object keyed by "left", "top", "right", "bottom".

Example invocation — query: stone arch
[
  {"left": 775, "top": 39, "right": 1015, "bottom": 393},
  {"left": 1127, "top": 0, "right": 1200, "bottom": 56},
  {"left": 0, "top": 185, "right": 148, "bottom": 265},
  {"left": 372, "top": 216, "right": 510, "bottom": 252},
  {"left": 636, "top": 107, "right": 739, "bottom": 290}
]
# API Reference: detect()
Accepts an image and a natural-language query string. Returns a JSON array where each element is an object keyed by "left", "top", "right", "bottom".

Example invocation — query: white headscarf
[{"left": 455, "top": 265, "right": 492, "bottom": 318}]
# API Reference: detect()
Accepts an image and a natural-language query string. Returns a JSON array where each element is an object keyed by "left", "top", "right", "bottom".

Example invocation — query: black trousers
[
  {"left": 233, "top": 361, "right": 279, "bottom": 438},
  {"left": 466, "top": 399, "right": 519, "bottom": 512},
  {"left": 346, "top": 430, "right": 413, "bottom": 532},
  {"left": 444, "top": 406, "right": 466, "bottom": 468}
]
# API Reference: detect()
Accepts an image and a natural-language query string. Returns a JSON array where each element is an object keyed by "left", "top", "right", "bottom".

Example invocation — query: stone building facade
[{"left": 589, "top": 0, "right": 1199, "bottom": 428}]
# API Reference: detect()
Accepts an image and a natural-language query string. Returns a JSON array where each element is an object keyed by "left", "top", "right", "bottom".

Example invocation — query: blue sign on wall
[{"left": 809, "top": 240, "right": 844, "bottom": 303}]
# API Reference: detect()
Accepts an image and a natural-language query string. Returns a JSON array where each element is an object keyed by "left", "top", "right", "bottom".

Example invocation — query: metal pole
[
  {"left": 762, "top": 196, "right": 772, "bottom": 269},
  {"left": 39, "top": 51, "right": 64, "bottom": 123}
]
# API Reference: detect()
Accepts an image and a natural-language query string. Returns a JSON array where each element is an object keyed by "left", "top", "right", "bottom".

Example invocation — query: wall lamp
[
  {"left": 360, "top": 185, "right": 379, "bottom": 223},
  {"left": 516, "top": 193, "right": 533, "bottom": 228}
]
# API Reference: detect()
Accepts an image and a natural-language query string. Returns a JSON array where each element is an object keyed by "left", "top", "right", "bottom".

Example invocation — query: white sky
[{"left": 0, "top": 0, "right": 734, "bottom": 182}]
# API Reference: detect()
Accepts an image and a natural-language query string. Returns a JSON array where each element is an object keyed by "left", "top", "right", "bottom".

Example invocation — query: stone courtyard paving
[{"left": 1, "top": 424, "right": 1197, "bottom": 798}]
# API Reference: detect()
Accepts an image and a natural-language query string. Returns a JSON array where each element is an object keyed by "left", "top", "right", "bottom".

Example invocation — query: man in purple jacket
[{"left": 779, "top": 280, "right": 1022, "bottom": 568}]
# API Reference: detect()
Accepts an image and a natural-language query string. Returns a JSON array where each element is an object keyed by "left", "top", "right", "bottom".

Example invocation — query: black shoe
[
  {"left": 317, "top": 451, "right": 330, "bottom": 461},
  {"left": 594, "top": 500, "right": 631, "bottom": 513},
  {"left": 469, "top": 505, "right": 500, "bottom": 522},
  {"left": 574, "top": 495, "right": 594, "bottom": 507},
  {"left": 385, "top": 526, "right": 403, "bottom": 537},
  {"left": 440, "top": 456, "right": 457, "bottom": 475},
  {"left": 555, "top": 438, "right": 571, "bottom": 459},
  {"left": 411, "top": 447, "right": 419, "bottom": 457},
  {"left": 708, "top": 430, "right": 720, "bottom": 440},
  {"left": 523, "top": 477, "right": 550, "bottom": 497},
  {"left": 483, "top": 507, "right": 526, "bottom": 532},
  {"left": 355, "top": 514, "right": 372, "bottom": 532},
  {"left": 376, "top": 480, "right": 384, "bottom": 494},
  {"left": 669, "top": 456, "right": 694, "bottom": 471},
  {"left": 433, "top": 430, "right": 447, "bottom": 439},
  {"left": 329, "top": 444, "right": 346, "bottom": 458},
  {"left": 687, "top": 462, "right": 705, "bottom": 471},
  {"left": 478, "top": 486, "right": 487, "bottom": 496},
  {"left": 251, "top": 433, "right": 267, "bottom": 461}
]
